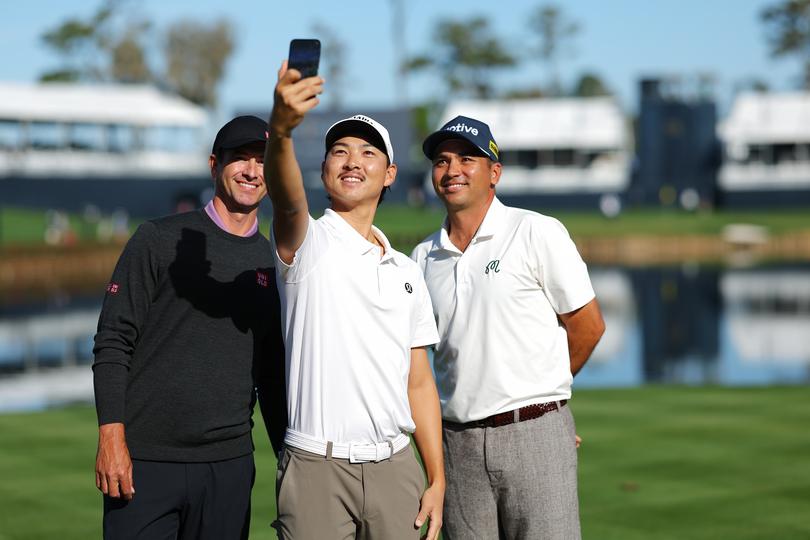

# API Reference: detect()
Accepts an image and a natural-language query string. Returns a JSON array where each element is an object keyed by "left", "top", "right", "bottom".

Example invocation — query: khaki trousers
[{"left": 273, "top": 444, "right": 425, "bottom": 539}]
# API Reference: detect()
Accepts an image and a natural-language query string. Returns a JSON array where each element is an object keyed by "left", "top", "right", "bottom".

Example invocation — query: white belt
[{"left": 284, "top": 428, "right": 411, "bottom": 463}]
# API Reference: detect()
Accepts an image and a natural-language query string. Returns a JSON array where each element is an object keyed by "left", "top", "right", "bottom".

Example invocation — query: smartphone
[{"left": 288, "top": 39, "right": 321, "bottom": 78}]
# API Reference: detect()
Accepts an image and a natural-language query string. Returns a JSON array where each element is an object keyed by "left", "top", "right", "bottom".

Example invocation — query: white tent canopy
[
  {"left": 719, "top": 92, "right": 810, "bottom": 145},
  {"left": 439, "top": 97, "right": 629, "bottom": 149},
  {"left": 0, "top": 82, "right": 206, "bottom": 127}
]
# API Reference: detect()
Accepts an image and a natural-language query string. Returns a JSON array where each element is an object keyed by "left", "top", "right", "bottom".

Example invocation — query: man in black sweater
[{"left": 92, "top": 116, "right": 285, "bottom": 539}]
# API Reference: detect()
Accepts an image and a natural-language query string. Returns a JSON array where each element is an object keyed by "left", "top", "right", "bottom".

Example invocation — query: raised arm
[
  {"left": 408, "top": 347, "right": 445, "bottom": 540},
  {"left": 265, "top": 61, "right": 324, "bottom": 264},
  {"left": 559, "top": 297, "right": 605, "bottom": 376}
]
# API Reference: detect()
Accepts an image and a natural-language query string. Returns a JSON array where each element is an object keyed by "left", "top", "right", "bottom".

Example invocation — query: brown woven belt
[{"left": 445, "top": 400, "right": 567, "bottom": 429}]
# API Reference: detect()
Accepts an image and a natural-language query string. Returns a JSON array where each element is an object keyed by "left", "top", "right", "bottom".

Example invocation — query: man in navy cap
[
  {"left": 92, "top": 115, "right": 286, "bottom": 539},
  {"left": 412, "top": 115, "right": 605, "bottom": 539}
]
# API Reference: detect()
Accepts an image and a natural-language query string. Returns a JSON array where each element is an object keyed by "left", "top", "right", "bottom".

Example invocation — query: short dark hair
[{"left": 378, "top": 185, "right": 391, "bottom": 204}]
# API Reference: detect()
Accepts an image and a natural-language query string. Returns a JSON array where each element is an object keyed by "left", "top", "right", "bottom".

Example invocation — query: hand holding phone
[
  {"left": 270, "top": 40, "right": 323, "bottom": 137},
  {"left": 288, "top": 39, "right": 321, "bottom": 78}
]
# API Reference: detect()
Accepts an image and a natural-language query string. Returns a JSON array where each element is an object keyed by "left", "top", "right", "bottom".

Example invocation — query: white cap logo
[
  {"left": 445, "top": 123, "right": 479, "bottom": 136},
  {"left": 326, "top": 114, "right": 394, "bottom": 162}
]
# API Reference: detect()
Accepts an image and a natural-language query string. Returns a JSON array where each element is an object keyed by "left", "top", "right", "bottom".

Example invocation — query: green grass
[
  {"left": 0, "top": 386, "right": 808, "bottom": 539},
  {"left": 0, "top": 207, "right": 129, "bottom": 247},
  {"left": 376, "top": 206, "right": 810, "bottom": 253},
  {"left": 551, "top": 208, "right": 810, "bottom": 238},
  {"left": 574, "top": 386, "right": 810, "bottom": 540},
  {"left": 4, "top": 205, "right": 810, "bottom": 252},
  {"left": 372, "top": 206, "right": 810, "bottom": 239},
  {"left": 0, "top": 208, "right": 52, "bottom": 245},
  {"left": 0, "top": 405, "right": 280, "bottom": 540}
]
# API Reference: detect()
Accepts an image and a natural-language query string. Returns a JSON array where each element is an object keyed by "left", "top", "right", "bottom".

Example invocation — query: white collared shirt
[
  {"left": 274, "top": 210, "right": 439, "bottom": 444},
  {"left": 411, "top": 197, "right": 595, "bottom": 423}
]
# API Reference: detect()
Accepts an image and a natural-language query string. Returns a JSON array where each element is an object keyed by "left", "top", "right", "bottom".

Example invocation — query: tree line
[
  {"left": 39, "top": 0, "right": 810, "bottom": 108},
  {"left": 403, "top": 5, "right": 606, "bottom": 100},
  {"left": 39, "top": 0, "right": 232, "bottom": 108}
]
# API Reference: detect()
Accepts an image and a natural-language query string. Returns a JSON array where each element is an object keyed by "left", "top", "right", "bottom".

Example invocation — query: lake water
[
  {"left": 1, "top": 263, "right": 809, "bottom": 411},
  {"left": 579, "top": 264, "right": 810, "bottom": 388}
]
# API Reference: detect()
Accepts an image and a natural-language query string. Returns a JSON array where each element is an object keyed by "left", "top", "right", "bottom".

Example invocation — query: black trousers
[{"left": 103, "top": 454, "right": 255, "bottom": 540}]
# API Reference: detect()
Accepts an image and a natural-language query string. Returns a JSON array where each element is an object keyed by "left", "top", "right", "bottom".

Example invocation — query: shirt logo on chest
[
  {"left": 404, "top": 282, "right": 413, "bottom": 294},
  {"left": 485, "top": 260, "right": 501, "bottom": 274}
]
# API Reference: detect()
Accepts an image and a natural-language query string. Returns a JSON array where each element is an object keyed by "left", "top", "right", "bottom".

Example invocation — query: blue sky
[{"left": 5, "top": 0, "right": 799, "bottom": 117}]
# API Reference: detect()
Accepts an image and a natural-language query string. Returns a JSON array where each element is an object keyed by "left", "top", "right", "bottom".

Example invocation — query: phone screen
[{"left": 288, "top": 39, "right": 321, "bottom": 78}]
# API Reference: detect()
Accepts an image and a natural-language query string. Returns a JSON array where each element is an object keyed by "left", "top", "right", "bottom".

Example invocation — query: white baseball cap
[{"left": 324, "top": 114, "right": 394, "bottom": 162}]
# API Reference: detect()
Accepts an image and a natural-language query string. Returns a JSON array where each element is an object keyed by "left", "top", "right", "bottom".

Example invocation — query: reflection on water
[
  {"left": 1, "top": 264, "right": 809, "bottom": 410},
  {"left": 0, "top": 295, "right": 99, "bottom": 370},
  {"left": 578, "top": 264, "right": 810, "bottom": 388},
  {"left": 0, "top": 294, "right": 99, "bottom": 411}
]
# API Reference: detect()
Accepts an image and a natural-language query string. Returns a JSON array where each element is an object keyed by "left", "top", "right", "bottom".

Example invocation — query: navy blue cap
[
  {"left": 422, "top": 115, "right": 500, "bottom": 162},
  {"left": 212, "top": 115, "right": 268, "bottom": 155}
]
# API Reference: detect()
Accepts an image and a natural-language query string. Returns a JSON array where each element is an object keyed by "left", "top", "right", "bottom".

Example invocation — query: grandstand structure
[{"left": 0, "top": 82, "right": 211, "bottom": 217}]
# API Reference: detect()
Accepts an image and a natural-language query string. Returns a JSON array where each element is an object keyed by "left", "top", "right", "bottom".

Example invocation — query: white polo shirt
[
  {"left": 411, "top": 197, "right": 595, "bottom": 423},
  {"left": 274, "top": 209, "right": 439, "bottom": 445}
]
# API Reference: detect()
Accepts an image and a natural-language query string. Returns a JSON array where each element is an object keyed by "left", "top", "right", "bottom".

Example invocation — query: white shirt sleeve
[
  {"left": 272, "top": 216, "right": 329, "bottom": 283},
  {"left": 410, "top": 268, "right": 439, "bottom": 348},
  {"left": 533, "top": 216, "right": 595, "bottom": 314}
]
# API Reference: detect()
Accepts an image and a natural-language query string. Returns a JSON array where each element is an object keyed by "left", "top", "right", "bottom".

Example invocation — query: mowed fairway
[
  {"left": 0, "top": 386, "right": 808, "bottom": 539},
  {"left": 575, "top": 386, "right": 810, "bottom": 540}
]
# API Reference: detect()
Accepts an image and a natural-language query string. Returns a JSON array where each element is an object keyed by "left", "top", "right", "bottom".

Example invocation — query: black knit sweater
[{"left": 93, "top": 210, "right": 285, "bottom": 462}]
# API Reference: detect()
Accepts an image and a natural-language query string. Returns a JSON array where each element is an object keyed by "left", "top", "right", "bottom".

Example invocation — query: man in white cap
[
  {"left": 264, "top": 62, "right": 445, "bottom": 540},
  {"left": 412, "top": 115, "right": 605, "bottom": 539}
]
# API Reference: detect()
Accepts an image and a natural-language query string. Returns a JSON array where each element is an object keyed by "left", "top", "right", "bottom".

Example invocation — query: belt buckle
[
  {"left": 348, "top": 442, "right": 364, "bottom": 463},
  {"left": 348, "top": 442, "right": 390, "bottom": 463},
  {"left": 374, "top": 442, "right": 390, "bottom": 462},
  {"left": 349, "top": 442, "right": 394, "bottom": 463}
]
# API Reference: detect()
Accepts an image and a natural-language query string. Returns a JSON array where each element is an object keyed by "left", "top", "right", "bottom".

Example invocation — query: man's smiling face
[
  {"left": 431, "top": 138, "right": 501, "bottom": 212},
  {"left": 211, "top": 141, "right": 267, "bottom": 212},
  {"left": 321, "top": 135, "right": 396, "bottom": 211}
]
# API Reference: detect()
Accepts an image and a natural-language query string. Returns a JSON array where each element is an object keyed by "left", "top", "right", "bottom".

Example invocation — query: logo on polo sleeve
[
  {"left": 256, "top": 271, "right": 269, "bottom": 287},
  {"left": 404, "top": 282, "right": 413, "bottom": 294},
  {"left": 106, "top": 282, "right": 120, "bottom": 294}
]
